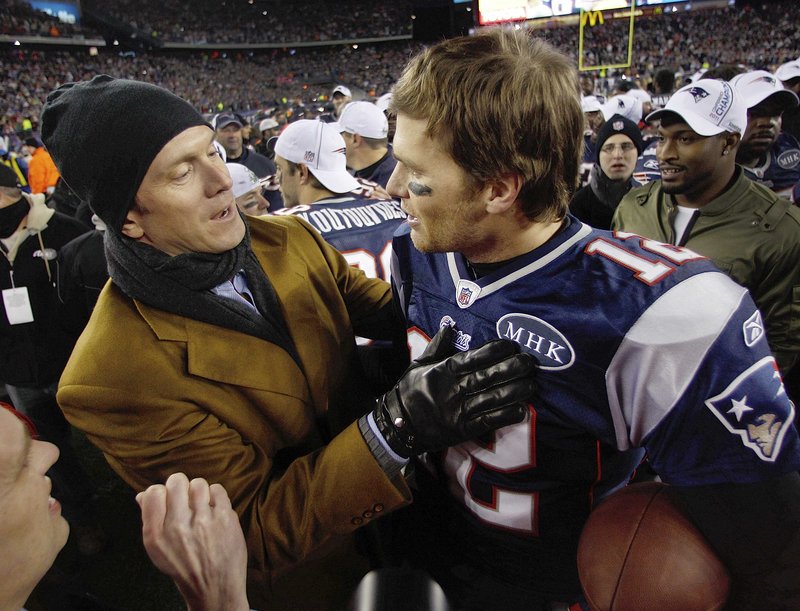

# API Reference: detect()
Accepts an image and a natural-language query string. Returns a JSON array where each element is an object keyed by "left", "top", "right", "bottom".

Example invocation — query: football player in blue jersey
[
  {"left": 732, "top": 70, "right": 800, "bottom": 201},
  {"left": 383, "top": 28, "right": 800, "bottom": 610},
  {"left": 272, "top": 119, "right": 406, "bottom": 285},
  {"left": 271, "top": 119, "right": 409, "bottom": 393}
]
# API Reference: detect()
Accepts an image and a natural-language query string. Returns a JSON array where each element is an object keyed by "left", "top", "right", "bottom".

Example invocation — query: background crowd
[{"left": 2, "top": 1, "right": 800, "bottom": 126}]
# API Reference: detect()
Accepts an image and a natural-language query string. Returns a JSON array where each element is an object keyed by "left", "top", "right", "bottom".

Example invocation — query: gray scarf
[
  {"left": 590, "top": 166, "right": 634, "bottom": 212},
  {"left": 103, "top": 224, "right": 300, "bottom": 366}
]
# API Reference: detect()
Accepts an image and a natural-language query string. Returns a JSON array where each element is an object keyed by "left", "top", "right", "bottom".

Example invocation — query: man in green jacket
[{"left": 613, "top": 79, "right": 800, "bottom": 398}]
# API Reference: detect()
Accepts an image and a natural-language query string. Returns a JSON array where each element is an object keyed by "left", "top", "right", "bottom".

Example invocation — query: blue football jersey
[
  {"left": 391, "top": 216, "right": 800, "bottom": 591},
  {"left": 274, "top": 194, "right": 405, "bottom": 282},
  {"left": 631, "top": 137, "right": 660, "bottom": 187},
  {"left": 742, "top": 131, "right": 800, "bottom": 199}
]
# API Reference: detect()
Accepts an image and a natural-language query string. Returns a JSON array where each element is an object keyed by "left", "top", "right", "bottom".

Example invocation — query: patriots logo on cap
[
  {"left": 333, "top": 147, "right": 347, "bottom": 155},
  {"left": 304, "top": 151, "right": 315, "bottom": 163},
  {"left": 754, "top": 75, "right": 777, "bottom": 86},
  {"left": 705, "top": 357, "right": 794, "bottom": 462},
  {"left": 612, "top": 120, "right": 624, "bottom": 131},
  {"left": 688, "top": 87, "right": 709, "bottom": 102}
]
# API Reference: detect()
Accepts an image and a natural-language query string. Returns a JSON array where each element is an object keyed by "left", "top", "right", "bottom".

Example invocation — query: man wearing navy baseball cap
[{"left": 614, "top": 79, "right": 800, "bottom": 392}]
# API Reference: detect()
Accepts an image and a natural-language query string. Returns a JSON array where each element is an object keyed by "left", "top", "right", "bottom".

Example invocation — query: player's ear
[
  {"left": 298, "top": 163, "right": 312, "bottom": 185},
  {"left": 485, "top": 172, "right": 524, "bottom": 215}
]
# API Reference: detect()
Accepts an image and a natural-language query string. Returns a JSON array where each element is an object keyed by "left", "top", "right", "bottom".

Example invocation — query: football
[{"left": 577, "top": 482, "right": 730, "bottom": 611}]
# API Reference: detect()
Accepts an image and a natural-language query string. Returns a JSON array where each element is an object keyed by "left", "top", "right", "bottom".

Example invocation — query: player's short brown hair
[{"left": 391, "top": 28, "right": 583, "bottom": 222}]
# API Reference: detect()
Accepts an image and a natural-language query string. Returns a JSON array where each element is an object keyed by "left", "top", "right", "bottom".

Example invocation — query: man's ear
[
  {"left": 485, "top": 173, "right": 524, "bottom": 215},
  {"left": 723, "top": 132, "right": 741, "bottom": 155},
  {"left": 121, "top": 207, "right": 145, "bottom": 240},
  {"left": 298, "top": 163, "right": 312, "bottom": 185}
]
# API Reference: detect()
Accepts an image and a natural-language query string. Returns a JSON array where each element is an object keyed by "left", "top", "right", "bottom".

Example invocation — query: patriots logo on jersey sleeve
[{"left": 705, "top": 357, "right": 795, "bottom": 462}]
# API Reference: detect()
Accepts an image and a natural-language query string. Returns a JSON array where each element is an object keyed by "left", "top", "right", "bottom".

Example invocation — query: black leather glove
[{"left": 372, "top": 325, "right": 537, "bottom": 458}]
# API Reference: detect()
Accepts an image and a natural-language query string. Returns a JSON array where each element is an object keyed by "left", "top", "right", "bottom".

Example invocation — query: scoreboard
[
  {"left": 28, "top": 1, "right": 81, "bottom": 24},
  {"left": 477, "top": 0, "right": 689, "bottom": 26}
]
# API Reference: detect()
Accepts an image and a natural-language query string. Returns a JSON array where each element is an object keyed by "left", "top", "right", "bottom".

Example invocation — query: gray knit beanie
[{"left": 41, "top": 75, "right": 209, "bottom": 233}]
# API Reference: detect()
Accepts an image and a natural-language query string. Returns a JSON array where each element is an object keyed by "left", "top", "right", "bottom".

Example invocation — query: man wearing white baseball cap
[
  {"left": 580, "top": 95, "right": 605, "bottom": 186},
  {"left": 731, "top": 70, "right": 800, "bottom": 199},
  {"left": 600, "top": 94, "right": 643, "bottom": 124},
  {"left": 273, "top": 119, "right": 407, "bottom": 387},
  {"left": 272, "top": 120, "right": 405, "bottom": 280},
  {"left": 331, "top": 84, "right": 352, "bottom": 119},
  {"left": 226, "top": 162, "right": 270, "bottom": 216},
  {"left": 273, "top": 119, "right": 360, "bottom": 201},
  {"left": 776, "top": 60, "right": 800, "bottom": 141},
  {"left": 336, "top": 101, "right": 397, "bottom": 188},
  {"left": 614, "top": 79, "right": 800, "bottom": 390}
]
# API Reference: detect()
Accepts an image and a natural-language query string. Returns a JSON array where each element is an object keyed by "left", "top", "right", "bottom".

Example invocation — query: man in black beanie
[
  {"left": 569, "top": 114, "right": 644, "bottom": 229},
  {"left": 42, "top": 75, "right": 536, "bottom": 610}
]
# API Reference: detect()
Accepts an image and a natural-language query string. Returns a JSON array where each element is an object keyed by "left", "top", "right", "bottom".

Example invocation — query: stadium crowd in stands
[
  {"left": 82, "top": 0, "right": 412, "bottom": 45},
  {"left": 2, "top": 1, "right": 799, "bottom": 127}
]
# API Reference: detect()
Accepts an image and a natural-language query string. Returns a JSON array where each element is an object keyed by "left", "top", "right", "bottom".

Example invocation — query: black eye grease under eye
[{"left": 408, "top": 181, "right": 432, "bottom": 196}]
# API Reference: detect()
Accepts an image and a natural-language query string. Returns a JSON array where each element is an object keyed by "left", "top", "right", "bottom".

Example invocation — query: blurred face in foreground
[{"left": 0, "top": 406, "right": 69, "bottom": 609}]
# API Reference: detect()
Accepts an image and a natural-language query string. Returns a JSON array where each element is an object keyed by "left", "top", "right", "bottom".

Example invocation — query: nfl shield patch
[{"left": 455, "top": 279, "right": 481, "bottom": 309}]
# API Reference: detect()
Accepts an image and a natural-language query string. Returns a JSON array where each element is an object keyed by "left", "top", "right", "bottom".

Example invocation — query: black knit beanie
[
  {"left": 40, "top": 75, "right": 209, "bottom": 233},
  {"left": 595, "top": 114, "right": 645, "bottom": 162}
]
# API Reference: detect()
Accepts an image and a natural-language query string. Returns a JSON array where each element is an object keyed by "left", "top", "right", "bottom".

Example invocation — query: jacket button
[
  {"left": 363, "top": 511, "right": 373, "bottom": 519},
  {"left": 373, "top": 504, "right": 384, "bottom": 513},
  {"left": 351, "top": 517, "right": 363, "bottom": 526}
]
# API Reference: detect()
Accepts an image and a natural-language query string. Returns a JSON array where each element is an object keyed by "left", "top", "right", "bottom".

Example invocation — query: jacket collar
[{"left": 1, "top": 192, "right": 52, "bottom": 263}]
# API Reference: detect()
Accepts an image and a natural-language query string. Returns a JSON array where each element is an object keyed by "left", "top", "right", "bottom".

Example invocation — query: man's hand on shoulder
[{"left": 373, "top": 325, "right": 537, "bottom": 458}]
